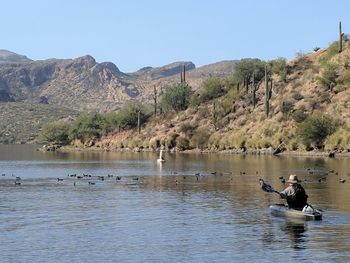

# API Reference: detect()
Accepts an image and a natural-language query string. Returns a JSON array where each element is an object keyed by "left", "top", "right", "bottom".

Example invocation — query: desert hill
[
  {"left": 0, "top": 51, "right": 235, "bottom": 143},
  {"left": 84, "top": 40, "right": 350, "bottom": 154}
]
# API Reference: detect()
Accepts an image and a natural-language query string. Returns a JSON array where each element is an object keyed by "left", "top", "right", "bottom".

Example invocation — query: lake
[{"left": 1, "top": 145, "right": 350, "bottom": 262}]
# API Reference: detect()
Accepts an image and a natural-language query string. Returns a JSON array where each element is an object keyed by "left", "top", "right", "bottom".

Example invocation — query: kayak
[{"left": 270, "top": 204, "right": 322, "bottom": 221}]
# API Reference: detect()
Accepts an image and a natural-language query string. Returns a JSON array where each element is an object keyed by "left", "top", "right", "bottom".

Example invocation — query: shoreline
[{"left": 45, "top": 144, "right": 350, "bottom": 158}]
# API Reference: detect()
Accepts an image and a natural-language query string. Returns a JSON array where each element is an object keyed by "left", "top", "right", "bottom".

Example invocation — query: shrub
[
  {"left": 271, "top": 57, "right": 288, "bottom": 82},
  {"left": 179, "top": 122, "right": 196, "bottom": 138},
  {"left": 320, "top": 41, "right": 339, "bottom": 65},
  {"left": 281, "top": 100, "right": 294, "bottom": 115},
  {"left": 208, "top": 132, "right": 221, "bottom": 149},
  {"left": 161, "top": 82, "right": 193, "bottom": 112},
  {"left": 68, "top": 112, "right": 107, "bottom": 142},
  {"left": 165, "top": 132, "right": 179, "bottom": 149},
  {"left": 176, "top": 136, "right": 190, "bottom": 151},
  {"left": 116, "top": 101, "right": 150, "bottom": 130},
  {"left": 190, "top": 127, "right": 210, "bottom": 149},
  {"left": 292, "top": 91, "right": 304, "bottom": 101},
  {"left": 316, "top": 63, "right": 338, "bottom": 91},
  {"left": 38, "top": 122, "right": 71, "bottom": 144},
  {"left": 292, "top": 108, "right": 307, "bottom": 123},
  {"left": 199, "top": 77, "right": 224, "bottom": 102},
  {"left": 296, "top": 112, "right": 341, "bottom": 149},
  {"left": 338, "top": 69, "right": 350, "bottom": 86},
  {"left": 325, "top": 125, "right": 350, "bottom": 151}
]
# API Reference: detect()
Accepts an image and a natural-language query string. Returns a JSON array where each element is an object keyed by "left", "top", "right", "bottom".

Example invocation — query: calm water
[{"left": 1, "top": 145, "right": 350, "bottom": 262}]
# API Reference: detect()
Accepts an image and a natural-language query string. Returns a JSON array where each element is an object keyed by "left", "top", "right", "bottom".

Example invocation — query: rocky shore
[{"left": 39, "top": 144, "right": 350, "bottom": 158}]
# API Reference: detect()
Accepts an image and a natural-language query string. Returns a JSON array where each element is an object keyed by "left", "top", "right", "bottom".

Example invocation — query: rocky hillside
[
  {"left": 86, "top": 40, "right": 350, "bottom": 154},
  {"left": 0, "top": 50, "right": 235, "bottom": 143}
]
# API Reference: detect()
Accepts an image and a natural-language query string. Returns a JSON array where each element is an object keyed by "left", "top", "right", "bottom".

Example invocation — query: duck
[{"left": 157, "top": 149, "right": 166, "bottom": 163}]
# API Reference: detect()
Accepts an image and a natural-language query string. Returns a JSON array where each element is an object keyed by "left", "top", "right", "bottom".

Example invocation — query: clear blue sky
[{"left": 1, "top": 0, "right": 348, "bottom": 72}]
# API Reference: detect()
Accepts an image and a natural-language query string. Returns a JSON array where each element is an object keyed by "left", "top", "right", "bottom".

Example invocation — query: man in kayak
[{"left": 280, "top": 174, "right": 308, "bottom": 210}]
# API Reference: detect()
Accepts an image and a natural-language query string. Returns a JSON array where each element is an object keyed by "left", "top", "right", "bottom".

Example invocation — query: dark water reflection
[{"left": 1, "top": 145, "right": 350, "bottom": 262}]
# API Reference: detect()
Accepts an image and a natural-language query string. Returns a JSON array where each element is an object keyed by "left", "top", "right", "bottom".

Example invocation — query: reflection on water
[
  {"left": 0, "top": 145, "right": 350, "bottom": 262},
  {"left": 282, "top": 220, "right": 307, "bottom": 250}
]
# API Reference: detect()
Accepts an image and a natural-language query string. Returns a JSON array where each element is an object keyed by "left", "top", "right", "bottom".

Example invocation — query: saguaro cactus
[
  {"left": 339, "top": 21, "right": 343, "bottom": 53},
  {"left": 137, "top": 110, "right": 141, "bottom": 134},
  {"left": 212, "top": 101, "right": 217, "bottom": 130},
  {"left": 265, "top": 64, "right": 273, "bottom": 117},
  {"left": 153, "top": 86, "right": 157, "bottom": 116},
  {"left": 183, "top": 65, "right": 186, "bottom": 82},
  {"left": 251, "top": 73, "right": 260, "bottom": 108},
  {"left": 180, "top": 65, "right": 186, "bottom": 83},
  {"left": 252, "top": 73, "right": 256, "bottom": 107}
]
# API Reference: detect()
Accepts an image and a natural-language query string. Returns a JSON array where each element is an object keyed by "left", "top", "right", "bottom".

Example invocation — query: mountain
[
  {"left": 0, "top": 50, "right": 236, "bottom": 143},
  {"left": 0, "top": 49, "right": 31, "bottom": 63},
  {"left": 0, "top": 53, "right": 235, "bottom": 110}
]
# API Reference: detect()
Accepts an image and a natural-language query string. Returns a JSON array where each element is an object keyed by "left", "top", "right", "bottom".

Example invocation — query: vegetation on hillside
[
  {"left": 39, "top": 35, "right": 350, "bottom": 154},
  {"left": 0, "top": 102, "right": 79, "bottom": 144}
]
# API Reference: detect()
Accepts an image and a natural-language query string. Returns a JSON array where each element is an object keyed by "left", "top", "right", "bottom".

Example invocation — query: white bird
[{"left": 157, "top": 149, "right": 165, "bottom": 163}]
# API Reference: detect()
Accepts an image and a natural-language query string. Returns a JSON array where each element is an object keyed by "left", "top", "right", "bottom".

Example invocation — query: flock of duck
[
  {"left": 1, "top": 157, "right": 350, "bottom": 187},
  {"left": 275, "top": 167, "right": 348, "bottom": 185}
]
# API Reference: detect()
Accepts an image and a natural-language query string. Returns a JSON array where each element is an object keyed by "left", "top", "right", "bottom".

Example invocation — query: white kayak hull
[{"left": 270, "top": 204, "right": 322, "bottom": 221}]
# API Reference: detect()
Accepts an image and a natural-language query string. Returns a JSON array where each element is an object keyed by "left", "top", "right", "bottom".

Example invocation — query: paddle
[{"left": 259, "top": 179, "right": 280, "bottom": 195}]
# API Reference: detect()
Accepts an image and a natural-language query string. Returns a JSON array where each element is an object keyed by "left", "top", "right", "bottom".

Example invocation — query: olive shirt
[{"left": 280, "top": 184, "right": 296, "bottom": 198}]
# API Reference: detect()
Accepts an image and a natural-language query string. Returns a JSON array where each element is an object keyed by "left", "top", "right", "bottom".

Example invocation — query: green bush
[
  {"left": 281, "top": 100, "right": 294, "bottom": 115},
  {"left": 296, "top": 112, "right": 341, "bottom": 149},
  {"left": 338, "top": 69, "right": 350, "bottom": 86},
  {"left": 190, "top": 127, "right": 210, "bottom": 149},
  {"left": 176, "top": 136, "right": 190, "bottom": 151},
  {"left": 116, "top": 101, "right": 150, "bottom": 130},
  {"left": 292, "top": 108, "right": 307, "bottom": 123},
  {"left": 179, "top": 122, "right": 196, "bottom": 138},
  {"left": 199, "top": 77, "right": 224, "bottom": 102},
  {"left": 161, "top": 82, "right": 193, "bottom": 112},
  {"left": 271, "top": 57, "right": 288, "bottom": 82},
  {"left": 320, "top": 41, "right": 339, "bottom": 65},
  {"left": 233, "top": 58, "right": 266, "bottom": 95},
  {"left": 165, "top": 132, "right": 179, "bottom": 149},
  {"left": 69, "top": 112, "right": 107, "bottom": 142},
  {"left": 325, "top": 125, "right": 350, "bottom": 151},
  {"left": 38, "top": 122, "right": 71, "bottom": 144},
  {"left": 316, "top": 63, "right": 338, "bottom": 91}
]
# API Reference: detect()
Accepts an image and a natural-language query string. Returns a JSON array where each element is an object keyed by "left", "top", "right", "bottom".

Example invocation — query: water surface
[{"left": 1, "top": 145, "right": 350, "bottom": 262}]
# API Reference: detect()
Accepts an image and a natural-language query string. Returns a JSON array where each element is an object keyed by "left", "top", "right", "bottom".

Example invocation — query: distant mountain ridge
[
  {"left": 0, "top": 50, "right": 236, "bottom": 143},
  {"left": 0, "top": 50, "right": 235, "bottom": 111},
  {"left": 0, "top": 49, "right": 31, "bottom": 63}
]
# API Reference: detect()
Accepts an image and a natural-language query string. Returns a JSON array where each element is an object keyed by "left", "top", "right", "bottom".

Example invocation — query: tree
[
  {"left": 199, "top": 77, "right": 224, "bottom": 102},
  {"left": 116, "top": 101, "right": 150, "bottom": 130},
  {"left": 271, "top": 57, "right": 288, "bottom": 82},
  {"left": 38, "top": 122, "right": 70, "bottom": 144},
  {"left": 233, "top": 58, "right": 265, "bottom": 93},
  {"left": 297, "top": 112, "right": 340, "bottom": 149},
  {"left": 161, "top": 82, "right": 193, "bottom": 112},
  {"left": 69, "top": 112, "right": 107, "bottom": 142}
]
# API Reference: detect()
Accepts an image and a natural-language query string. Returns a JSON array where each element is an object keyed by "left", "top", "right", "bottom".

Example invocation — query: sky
[{"left": 1, "top": 0, "right": 349, "bottom": 72}]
